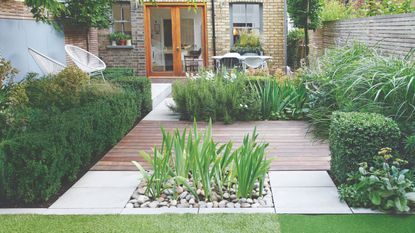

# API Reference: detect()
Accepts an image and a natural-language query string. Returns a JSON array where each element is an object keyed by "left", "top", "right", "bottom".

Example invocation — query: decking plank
[{"left": 91, "top": 120, "right": 330, "bottom": 171}]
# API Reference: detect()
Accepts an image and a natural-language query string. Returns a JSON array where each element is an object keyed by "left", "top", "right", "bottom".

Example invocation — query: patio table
[{"left": 212, "top": 53, "right": 272, "bottom": 70}]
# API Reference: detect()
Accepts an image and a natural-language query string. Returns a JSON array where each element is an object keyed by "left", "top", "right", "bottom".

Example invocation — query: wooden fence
[{"left": 309, "top": 13, "right": 415, "bottom": 59}]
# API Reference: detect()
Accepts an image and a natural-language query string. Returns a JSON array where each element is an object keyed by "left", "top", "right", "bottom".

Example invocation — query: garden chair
[
  {"left": 64, "top": 45, "right": 106, "bottom": 81},
  {"left": 242, "top": 53, "right": 268, "bottom": 69},
  {"left": 28, "top": 48, "right": 66, "bottom": 75}
]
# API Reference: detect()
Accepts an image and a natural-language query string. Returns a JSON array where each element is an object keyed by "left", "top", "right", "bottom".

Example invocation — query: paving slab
[
  {"left": 121, "top": 208, "right": 198, "bottom": 215},
  {"left": 273, "top": 187, "right": 352, "bottom": 214},
  {"left": 143, "top": 98, "right": 180, "bottom": 121},
  {"left": 0, "top": 208, "right": 47, "bottom": 215},
  {"left": 351, "top": 208, "right": 384, "bottom": 214},
  {"left": 199, "top": 208, "right": 275, "bottom": 214},
  {"left": 269, "top": 171, "right": 335, "bottom": 187},
  {"left": 73, "top": 171, "right": 141, "bottom": 188},
  {"left": 45, "top": 208, "right": 123, "bottom": 215},
  {"left": 49, "top": 187, "right": 136, "bottom": 209},
  {"left": 151, "top": 83, "right": 171, "bottom": 109}
]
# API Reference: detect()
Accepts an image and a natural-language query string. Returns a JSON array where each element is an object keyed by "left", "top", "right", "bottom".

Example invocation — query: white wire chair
[
  {"left": 28, "top": 48, "right": 66, "bottom": 75},
  {"left": 64, "top": 45, "right": 106, "bottom": 81},
  {"left": 242, "top": 53, "right": 268, "bottom": 69}
]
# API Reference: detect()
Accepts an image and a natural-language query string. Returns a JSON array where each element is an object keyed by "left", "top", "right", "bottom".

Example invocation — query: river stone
[
  {"left": 226, "top": 202, "right": 234, "bottom": 208},
  {"left": 137, "top": 195, "right": 150, "bottom": 204},
  {"left": 176, "top": 186, "right": 184, "bottom": 194},
  {"left": 251, "top": 203, "right": 259, "bottom": 208},
  {"left": 218, "top": 200, "right": 227, "bottom": 208},
  {"left": 234, "top": 203, "right": 241, "bottom": 208},
  {"left": 189, "top": 198, "right": 195, "bottom": 205},
  {"left": 199, "top": 201, "right": 206, "bottom": 208},
  {"left": 179, "top": 191, "right": 188, "bottom": 200},
  {"left": 125, "top": 203, "right": 134, "bottom": 208},
  {"left": 213, "top": 201, "right": 219, "bottom": 208},
  {"left": 206, "top": 202, "right": 213, "bottom": 208},
  {"left": 149, "top": 201, "right": 159, "bottom": 208},
  {"left": 247, "top": 198, "right": 253, "bottom": 204},
  {"left": 223, "top": 193, "right": 230, "bottom": 199},
  {"left": 241, "top": 203, "right": 251, "bottom": 208},
  {"left": 180, "top": 199, "right": 188, "bottom": 205},
  {"left": 170, "top": 200, "right": 177, "bottom": 206}
]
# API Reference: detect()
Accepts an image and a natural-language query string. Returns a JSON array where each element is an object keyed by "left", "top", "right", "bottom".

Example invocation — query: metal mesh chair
[
  {"left": 28, "top": 48, "right": 66, "bottom": 75},
  {"left": 64, "top": 45, "right": 106, "bottom": 81}
]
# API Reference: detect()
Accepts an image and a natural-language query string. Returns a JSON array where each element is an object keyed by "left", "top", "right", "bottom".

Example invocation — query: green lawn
[{"left": 1, "top": 214, "right": 415, "bottom": 233}]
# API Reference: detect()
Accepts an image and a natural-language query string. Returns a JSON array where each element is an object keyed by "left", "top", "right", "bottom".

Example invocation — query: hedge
[
  {"left": 0, "top": 71, "right": 151, "bottom": 204},
  {"left": 329, "top": 112, "right": 401, "bottom": 183}
]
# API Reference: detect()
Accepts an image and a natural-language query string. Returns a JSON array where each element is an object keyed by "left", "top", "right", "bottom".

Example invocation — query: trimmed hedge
[
  {"left": 110, "top": 76, "right": 152, "bottom": 115},
  {"left": 329, "top": 112, "right": 401, "bottom": 183},
  {"left": 0, "top": 70, "right": 151, "bottom": 204}
]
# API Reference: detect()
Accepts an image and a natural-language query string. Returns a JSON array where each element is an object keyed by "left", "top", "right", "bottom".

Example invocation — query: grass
[{"left": 1, "top": 214, "right": 415, "bottom": 233}]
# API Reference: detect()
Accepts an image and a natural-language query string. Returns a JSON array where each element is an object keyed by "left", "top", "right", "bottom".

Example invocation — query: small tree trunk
[{"left": 304, "top": 0, "right": 310, "bottom": 65}]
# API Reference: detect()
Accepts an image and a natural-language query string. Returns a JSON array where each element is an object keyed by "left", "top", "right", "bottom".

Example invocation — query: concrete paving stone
[
  {"left": 0, "top": 208, "right": 47, "bottom": 215},
  {"left": 273, "top": 187, "right": 352, "bottom": 214},
  {"left": 351, "top": 208, "right": 384, "bottom": 214},
  {"left": 45, "top": 208, "right": 122, "bottom": 215},
  {"left": 269, "top": 171, "right": 335, "bottom": 188},
  {"left": 144, "top": 98, "right": 180, "bottom": 121},
  {"left": 198, "top": 208, "right": 275, "bottom": 214},
  {"left": 121, "top": 208, "right": 198, "bottom": 215},
  {"left": 73, "top": 171, "right": 141, "bottom": 188},
  {"left": 151, "top": 83, "right": 171, "bottom": 108},
  {"left": 49, "top": 187, "right": 135, "bottom": 209}
]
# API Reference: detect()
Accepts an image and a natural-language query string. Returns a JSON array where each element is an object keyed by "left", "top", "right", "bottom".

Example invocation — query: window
[
  {"left": 112, "top": 1, "right": 131, "bottom": 34},
  {"left": 230, "top": 3, "right": 262, "bottom": 44}
]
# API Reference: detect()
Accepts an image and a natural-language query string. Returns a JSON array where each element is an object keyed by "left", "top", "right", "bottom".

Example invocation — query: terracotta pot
[{"left": 119, "top": 40, "right": 126, "bottom": 46}]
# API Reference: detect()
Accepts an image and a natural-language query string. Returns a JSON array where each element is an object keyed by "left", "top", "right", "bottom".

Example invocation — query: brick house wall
[
  {"left": 98, "top": 1, "right": 146, "bottom": 76},
  {"left": 98, "top": 0, "right": 286, "bottom": 76},
  {"left": 0, "top": 0, "right": 32, "bottom": 19}
]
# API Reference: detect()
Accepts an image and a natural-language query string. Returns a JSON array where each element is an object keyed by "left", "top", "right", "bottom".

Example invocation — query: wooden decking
[{"left": 91, "top": 120, "right": 330, "bottom": 171}]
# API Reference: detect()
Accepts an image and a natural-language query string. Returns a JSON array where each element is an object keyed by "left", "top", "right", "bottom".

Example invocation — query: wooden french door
[{"left": 144, "top": 4, "right": 208, "bottom": 77}]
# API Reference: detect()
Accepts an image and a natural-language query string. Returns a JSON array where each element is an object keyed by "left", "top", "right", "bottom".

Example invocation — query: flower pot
[
  {"left": 126, "top": 39, "right": 132, "bottom": 46},
  {"left": 111, "top": 40, "right": 117, "bottom": 46},
  {"left": 119, "top": 40, "right": 127, "bottom": 46}
]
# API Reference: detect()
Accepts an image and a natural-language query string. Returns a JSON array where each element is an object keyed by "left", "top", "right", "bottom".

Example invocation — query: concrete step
[{"left": 151, "top": 83, "right": 171, "bottom": 109}]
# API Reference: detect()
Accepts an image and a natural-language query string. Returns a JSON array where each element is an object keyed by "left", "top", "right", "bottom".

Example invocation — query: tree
[
  {"left": 24, "top": 0, "right": 114, "bottom": 30},
  {"left": 287, "top": 0, "right": 323, "bottom": 64}
]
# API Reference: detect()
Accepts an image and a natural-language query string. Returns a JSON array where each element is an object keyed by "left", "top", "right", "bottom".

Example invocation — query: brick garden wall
[
  {"left": 0, "top": 0, "right": 32, "bottom": 19},
  {"left": 309, "top": 13, "right": 415, "bottom": 60}
]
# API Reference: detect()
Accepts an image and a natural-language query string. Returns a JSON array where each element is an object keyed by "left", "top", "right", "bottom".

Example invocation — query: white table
[{"left": 212, "top": 53, "right": 272, "bottom": 70}]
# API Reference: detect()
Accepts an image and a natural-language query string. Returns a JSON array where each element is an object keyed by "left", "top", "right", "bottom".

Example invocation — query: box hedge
[
  {"left": 329, "top": 112, "right": 401, "bottom": 183},
  {"left": 0, "top": 69, "right": 151, "bottom": 204}
]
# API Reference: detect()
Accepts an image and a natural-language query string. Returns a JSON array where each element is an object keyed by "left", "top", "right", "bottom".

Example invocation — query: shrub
[
  {"left": 103, "top": 68, "right": 135, "bottom": 80},
  {"left": 303, "top": 43, "right": 415, "bottom": 139},
  {"left": 230, "top": 32, "right": 263, "bottom": 55},
  {"left": 172, "top": 71, "right": 261, "bottom": 123},
  {"left": 0, "top": 70, "right": 151, "bottom": 204},
  {"left": 320, "top": 0, "right": 353, "bottom": 22},
  {"left": 287, "top": 29, "right": 304, "bottom": 69},
  {"left": 0, "top": 55, "right": 18, "bottom": 87},
  {"left": 110, "top": 76, "right": 152, "bottom": 116},
  {"left": 339, "top": 148, "right": 415, "bottom": 212},
  {"left": 329, "top": 112, "right": 401, "bottom": 183}
]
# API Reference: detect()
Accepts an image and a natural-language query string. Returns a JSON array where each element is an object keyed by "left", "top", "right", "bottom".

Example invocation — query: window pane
[
  {"left": 232, "top": 4, "right": 246, "bottom": 25},
  {"left": 246, "top": 5, "right": 260, "bottom": 29},
  {"left": 123, "top": 4, "right": 131, "bottom": 21},
  {"left": 113, "top": 4, "right": 122, "bottom": 21}
]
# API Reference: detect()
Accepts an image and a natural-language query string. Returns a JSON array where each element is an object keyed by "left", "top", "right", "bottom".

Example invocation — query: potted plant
[
  {"left": 109, "top": 32, "right": 118, "bottom": 46},
  {"left": 126, "top": 34, "right": 132, "bottom": 46},
  {"left": 230, "top": 32, "right": 263, "bottom": 55}
]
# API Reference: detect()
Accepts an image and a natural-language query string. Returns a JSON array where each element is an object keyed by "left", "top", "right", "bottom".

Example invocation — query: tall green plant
[{"left": 235, "top": 129, "right": 271, "bottom": 198}]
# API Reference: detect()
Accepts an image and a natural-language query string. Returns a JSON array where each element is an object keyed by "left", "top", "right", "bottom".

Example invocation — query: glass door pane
[
  {"left": 150, "top": 8, "right": 174, "bottom": 72},
  {"left": 180, "top": 7, "right": 204, "bottom": 73}
]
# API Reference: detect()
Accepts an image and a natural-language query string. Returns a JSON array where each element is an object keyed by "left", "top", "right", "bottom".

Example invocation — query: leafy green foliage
[
  {"left": 133, "top": 121, "right": 271, "bottom": 201},
  {"left": 253, "top": 78, "right": 308, "bottom": 120},
  {"left": 320, "top": 0, "right": 353, "bottom": 22},
  {"left": 339, "top": 148, "right": 415, "bottom": 212},
  {"left": 287, "top": 29, "right": 304, "bottom": 69},
  {"left": 171, "top": 71, "right": 262, "bottom": 123},
  {"left": 230, "top": 32, "right": 263, "bottom": 55},
  {"left": 303, "top": 43, "right": 415, "bottom": 139},
  {"left": 24, "top": 0, "right": 113, "bottom": 29},
  {"left": 329, "top": 112, "right": 401, "bottom": 183},
  {"left": 0, "top": 55, "right": 18, "bottom": 87},
  {"left": 287, "top": 0, "right": 324, "bottom": 30},
  {"left": 0, "top": 69, "right": 151, "bottom": 204},
  {"left": 235, "top": 129, "right": 271, "bottom": 198},
  {"left": 103, "top": 68, "right": 135, "bottom": 80}
]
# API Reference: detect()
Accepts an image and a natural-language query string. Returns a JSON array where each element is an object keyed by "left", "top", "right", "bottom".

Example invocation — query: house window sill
[{"left": 106, "top": 45, "right": 134, "bottom": 49}]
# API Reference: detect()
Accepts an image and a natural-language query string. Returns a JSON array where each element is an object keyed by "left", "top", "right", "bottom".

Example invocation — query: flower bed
[
  {"left": 127, "top": 121, "right": 274, "bottom": 208},
  {"left": 127, "top": 175, "right": 273, "bottom": 208}
]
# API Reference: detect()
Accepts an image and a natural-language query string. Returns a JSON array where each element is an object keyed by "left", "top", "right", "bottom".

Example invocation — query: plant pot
[
  {"left": 111, "top": 40, "right": 117, "bottom": 46},
  {"left": 119, "top": 40, "right": 127, "bottom": 46},
  {"left": 126, "top": 39, "right": 132, "bottom": 46}
]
